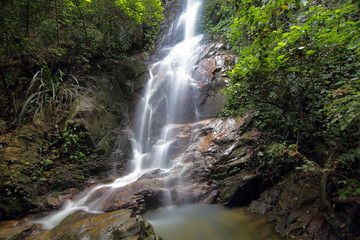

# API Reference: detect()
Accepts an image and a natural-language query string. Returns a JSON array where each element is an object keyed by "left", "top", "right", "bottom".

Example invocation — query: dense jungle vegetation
[
  {"left": 201, "top": 0, "right": 359, "bottom": 233},
  {"left": 0, "top": 0, "right": 163, "bottom": 124}
]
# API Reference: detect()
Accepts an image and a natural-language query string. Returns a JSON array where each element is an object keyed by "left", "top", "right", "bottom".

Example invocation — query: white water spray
[{"left": 34, "top": 0, "right": 203, "bottom": 229}]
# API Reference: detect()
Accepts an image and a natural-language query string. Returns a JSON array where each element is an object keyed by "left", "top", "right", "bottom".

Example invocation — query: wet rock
[
  {"left": 0, "top": 209, "right": 162, "bottom": 240},
  {"left": 44, "top": 192, "right": 73, "bottom": 209},
  {"left": 83, "top": 116, "right": 259, "bottom": 214},
  {"left": 146, "top": 40, "right": 237, "bottom": 126},
  {"left": 248, "top": 188, "right": 281, "bottom": 215},
  {"left": 86, "top": 178, "right": 169, "bottom": 214},
  {"left": 0, "top": 222, "right": 42, "bottom": 240},
  {"left": 193, "top": 42, "right": 237, "bottom": 119},
  {"left": 248, "top": 172, "right": 336, "bottom": 239}
]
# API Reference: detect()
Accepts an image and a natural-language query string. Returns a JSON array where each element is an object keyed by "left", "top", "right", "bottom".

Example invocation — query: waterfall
[
  {"left": 132, "top": 0, "right": 203, "bottom": 170},
  {"left": 34, "top": 0, "right": 204, "bottom": 229}
]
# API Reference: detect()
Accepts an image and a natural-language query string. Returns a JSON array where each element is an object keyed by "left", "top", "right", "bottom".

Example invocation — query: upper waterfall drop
[{"left": 131, "top": 0, "right": 203, "bottom": 170}]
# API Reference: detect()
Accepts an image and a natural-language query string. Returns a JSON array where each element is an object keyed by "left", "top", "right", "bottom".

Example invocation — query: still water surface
[{"left": 143, "top": 204, "right": 284, "bottom": 240}]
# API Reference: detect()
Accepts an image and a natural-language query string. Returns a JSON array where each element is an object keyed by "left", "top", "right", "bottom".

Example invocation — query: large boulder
[{"left": 69, "top": 58, "right": 149, "bottom": 157}]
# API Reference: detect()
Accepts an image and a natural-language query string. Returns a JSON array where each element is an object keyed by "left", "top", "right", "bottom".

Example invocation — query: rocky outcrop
[
  {"left": 248, "top": 172, "right": 335, "bottom": 240},
  {"left": 0, "top": 209, "right": 162, "bottom": 240},
  {"left": 80, "top": 115, "right": 295, "bottom": 215},
  {"left": 194, "top": 41, "right": 236, "bottom": 119},
  {"left": 72, "top": 58, "right": 149, "bottom": 158}
]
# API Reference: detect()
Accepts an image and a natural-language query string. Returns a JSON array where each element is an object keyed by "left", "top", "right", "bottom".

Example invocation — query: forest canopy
[{"left": 0, "top": 0, "right": 163, "bottom": 70}]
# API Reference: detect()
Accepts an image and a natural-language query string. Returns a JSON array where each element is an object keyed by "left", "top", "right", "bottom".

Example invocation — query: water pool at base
[{"left": 143, "top": 204, "right": 284, "bottom": 240}]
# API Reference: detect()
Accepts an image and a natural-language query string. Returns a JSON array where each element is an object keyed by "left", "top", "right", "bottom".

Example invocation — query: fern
[
  {"left": 118, "top": 26, "right": 133, "bottom": 51},
  {"left": 338, "top": 147, "right": 360, "bottom": 163}
]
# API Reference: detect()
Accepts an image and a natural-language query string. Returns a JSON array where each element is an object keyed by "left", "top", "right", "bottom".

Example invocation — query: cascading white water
[
  {"left": 34, "top": 0, "right": 203, "bottom": 229},
  {"left": 132, "top": 0, "right": 203, "bottom": 170}
]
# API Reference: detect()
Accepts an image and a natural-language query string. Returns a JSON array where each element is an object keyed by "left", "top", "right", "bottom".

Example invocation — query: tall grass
[{"left": 18, "top": 59, "right": 79, "bottom": 126}]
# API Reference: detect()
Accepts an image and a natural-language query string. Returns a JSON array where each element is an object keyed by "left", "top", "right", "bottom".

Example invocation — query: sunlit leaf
[
  {"left": 277, "top": 54, "right": 286, "bottom": 60},
  {"left": 306, "top": 50, "right": 315, "bottom": 55}
]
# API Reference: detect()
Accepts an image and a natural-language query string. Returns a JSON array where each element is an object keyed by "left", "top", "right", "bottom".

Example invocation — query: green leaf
[
  {"left": 277, "top": 54, "right": 286, "bottom": 60},
  {"left": 306, "top": 50, "right": 315, "bottom": 55},
  {"left": 290, "top": 26, "right": 301, "bottom": 30}
]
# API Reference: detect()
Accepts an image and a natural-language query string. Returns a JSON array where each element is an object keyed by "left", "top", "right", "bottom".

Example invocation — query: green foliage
[
  {"left": 0, "top": 0, "right": 164, "bottom": 69},
  {"left": 1, "top": 123, "right": 92, "bottom": 203},
  {"left": 199, "top": 0, "right": 237, "bottom": 42},
  {"left": 203, "top": 0, "right": 360, "bottom": 202},
  {"left": 218, "top": 0, "right": 360, "bottom": 153},
  {"left": 143, "top": 24, "right": 161, "bottom": 51},
  {"left": 18, "top": 58, "right": 78, "bottom": 125},
  {"left": 115, "top": 0, "right": 163, "bottom": 25},
  {"left": 336, "top": 179, "right": 360, "bottom": 201},
  {"left": 37, "top": 123, "right": 92, "bottom": 176},
  {"left": 0, "top": 0, "right": 164, "bottom": 126},
  {"left": 0, "top": 120, "right": 6, "bottom": 128},
  {"left": 266, "top": 142, "right": 296, "bottom": 158}
]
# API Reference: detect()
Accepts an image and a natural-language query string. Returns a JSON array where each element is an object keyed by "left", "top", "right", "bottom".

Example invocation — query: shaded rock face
[
  {"left": 185, "top": 41, "right": 237, "bottom": 121},
  {"left": 194, "top": 42, "right": 235, "bottom": 119},
  {"left": 72, "top": 58, "right": 149, "bottom": 158},
  {"left": 0, "top": 209, "right": 162, "bottom": 240},
  {"left": 248, "top": 172, "right": 335, "bottom": 240}
]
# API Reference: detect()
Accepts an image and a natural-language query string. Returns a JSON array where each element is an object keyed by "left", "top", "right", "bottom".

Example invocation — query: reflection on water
[{"left": 143, "top": 204, "right": 283, "bottom": 240}]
